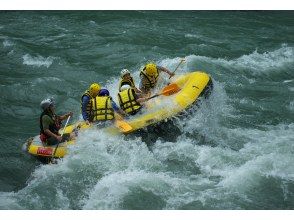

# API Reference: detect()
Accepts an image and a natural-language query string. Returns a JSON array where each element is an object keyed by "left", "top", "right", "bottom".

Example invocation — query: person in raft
[
  {"left": 118, "top": 68, "right": 141, "bottom": 93},
  {"left": 39, "top": 98, "right": 74, "bottom": 146},
  {"left": 117, "top": 84, "right": 148, "bottom": 116},
  {"left": 139, "top": 62, "right": 174, "bottom": 97},
  {"left": 81, "top": 83, "right": 101, "bottom": 124},
  {"left": 90, "top": 88, "right": 125, "bottom": 124}
]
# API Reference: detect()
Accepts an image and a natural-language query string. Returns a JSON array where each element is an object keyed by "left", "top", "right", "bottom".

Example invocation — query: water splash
[{"left": 22, "top": 54, "right": 54, "bottom": 68}]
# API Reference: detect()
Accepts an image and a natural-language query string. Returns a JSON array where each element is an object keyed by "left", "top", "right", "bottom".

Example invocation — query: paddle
[
  {"left": 114, "top": 113, "right": 133, "bottom": 133},
  {"left": 147, "top": 83, "right": 181, "bottom": 100},
  {"left": 169, "top": 58, "right": 185, "bottom": 79},
  {"left": 51, "top": 116, "right": 71, "bottom": 159}
]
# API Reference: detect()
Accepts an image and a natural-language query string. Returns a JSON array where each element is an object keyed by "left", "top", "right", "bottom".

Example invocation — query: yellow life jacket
[
  {"left": 91, "top": 96, "right": 114, "bottom": 121},
  {"left": 117, "top": 88, "right": 141, "bottom": 114},
  {"left": 81, "top": 90, "right": 93, "bottom": 120},
  {"left": 139, "top": 66, "right": 159, "bottom": 90},
  {"left": 119, "top": 77, "right": 136, "bottom": 91}
]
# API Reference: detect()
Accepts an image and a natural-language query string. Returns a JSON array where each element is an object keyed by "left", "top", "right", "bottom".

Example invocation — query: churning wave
[
  {"left": 3, "top": 39, "right": 14, "bottom": 47},
  {"left": 185, "top": 44, "right": 294, "bottom": 73},
  {"left": 22, "top": 54, "right": 55, "bottom": 68}
]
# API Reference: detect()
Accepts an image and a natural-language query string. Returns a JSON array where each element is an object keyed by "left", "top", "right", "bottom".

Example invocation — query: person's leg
[
  {"left": 46, "top": 134, "right": 71, "bottom": 146},
  {"left": 46, "top": 137, "right": 58, "bottom": 146}
]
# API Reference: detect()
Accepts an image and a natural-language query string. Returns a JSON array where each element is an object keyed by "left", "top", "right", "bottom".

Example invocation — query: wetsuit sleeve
[
  {"left": 158, "top": 66, "right": 172, "bottom": 73},
  {"left": 139, "top": 74, "right": 144, "bottom": 89},
  {"left": 132, "top": 89, "right": 138, "bottom": 99},
  {"left": 157, "top": 66, "right": 164, "bottom": 72},
  {"left": 111, "top": 100, "right": 120, "bottom": 112},
  {"left": 81, "top": 96, "right": 90, "bottom": 120},
  {"left": 42, "top": 115, "right": 53, "bottom": 130}
]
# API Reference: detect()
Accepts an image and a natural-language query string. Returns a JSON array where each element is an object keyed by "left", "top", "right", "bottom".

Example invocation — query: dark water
[{"left": 0, "top": 11, "right": 293, "bottom": 209}]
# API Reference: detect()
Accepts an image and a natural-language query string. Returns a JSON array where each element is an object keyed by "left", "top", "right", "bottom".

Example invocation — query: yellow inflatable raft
[
  {"left": 99, "top": 71, "right": 213, "bottom": 135},
  {"left": 24, "top": 136, "right": 75, "bottom": 161},
  {"left": 25, "top": 71, "right": 212, "bottom": 160}
]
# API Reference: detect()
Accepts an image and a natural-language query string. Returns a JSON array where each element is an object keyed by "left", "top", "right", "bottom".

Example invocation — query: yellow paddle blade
[
  {"left": 77, "top": 121, "right": 92, "bottom": 129},
  {"left": 115, "top": 119, "right": 132, "bottom": 133},
  {"left": 161, "top": 83, "right": 181, "bottom": 96}
]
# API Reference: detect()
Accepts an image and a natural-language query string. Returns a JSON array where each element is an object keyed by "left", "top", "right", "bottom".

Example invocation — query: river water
[{"left": 0, "top": 11, "right": 293, "bottom": 209}]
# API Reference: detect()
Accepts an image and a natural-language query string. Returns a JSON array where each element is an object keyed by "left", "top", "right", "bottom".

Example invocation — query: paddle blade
[
  {"left": 115, "top": 119, "right": 132, "bottom": 133},
  {"left": 161, "top": 83, "right": 181, "bottom": 96}
]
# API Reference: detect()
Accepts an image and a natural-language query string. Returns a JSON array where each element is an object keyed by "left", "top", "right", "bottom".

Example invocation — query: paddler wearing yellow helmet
[
  {"left": 89, "top": 87, "right": 125, "bottom": 122},
  {"left": 81, "top": 83, "right": 101, "bottom": 124},
  {"left": 139, "top": 62, "right": 174, "bottom": 96}
]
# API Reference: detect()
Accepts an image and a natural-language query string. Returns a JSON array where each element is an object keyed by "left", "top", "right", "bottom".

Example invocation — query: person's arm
[
  {"left": 139, "top": 74, "right": 145, "bottom": 91},
  {"left": 133, "top": 91, "right": 148, "bottom": 104},
  {"left": 81, "top": 96, "right": 90, "bottom": 122},
  {"left": 59, "top": 112, "right": 73, "bottom": 121},
  {"left": 157, "top": 66, "right": 175, "bottom": 78},
  {"left": 136, "top": 97, "right": 148, "bottom": 104},
  {"left": 135, "top": 91, "right": 143, "bottom": 98},
  {"left": 134, "top": 87, "right": 142, "bottom": 94},
  {"left": 111, "top": 100, "right": 125, "bottom": 116},
  {"left": 129, "top": 76, "right": 142, "bottom": 93}
]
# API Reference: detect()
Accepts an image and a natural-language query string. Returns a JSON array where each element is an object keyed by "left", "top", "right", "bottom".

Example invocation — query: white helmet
[
  {"left": 40, "top": 98, "right": 54, "bottom": 110},
  {"left": 120, "top": 84, "right": 131, "bottom": 91},
  {"left": 120, "top": 69, "right": 131, "bottom": 77}
]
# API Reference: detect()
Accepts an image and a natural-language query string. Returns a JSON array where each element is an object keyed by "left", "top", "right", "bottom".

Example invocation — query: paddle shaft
[
  {"left": 147, "top": 84, "right": 181, "bottom": 101},
  {"left": 52, "top": 115, "right": 71, "bottom": 158},
  {"left": 172, "top": 58, "right": 185, "bottom": 73},
  {"left": 147, "top": 94, "right": 160, "bottom": 100}
]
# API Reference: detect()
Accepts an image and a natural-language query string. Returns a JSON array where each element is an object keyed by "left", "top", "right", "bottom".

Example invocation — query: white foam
[
  {"left": 83, "top": 170, "right": 171, "bottom": 209},
  {"left": 214, "top": 124, "right": 294, "bottom": 192},
  {"left": 32, "top": 77, "right": 62, "bottom": 85},
  {"left": 185, "top": 33, "right": 202, "bottom": 39},
  {"left": 184, "top": 45, "right": 294, "bottom": 74},
  {"left": 7, "top": 50, "right": 14, "bottom": 55},
  {"left": 231, "top": 46, "right": 294, "bottom": 71},
  {"left": 0, "top": 192, "right": 21, "bottom": 209},
  {"left": 3, "top": 39, "right": 14, "bottom": 47},
  {"left": 5, "top": 116, "right": 294, "bottom": 210},
  {"left": 22, "top": 54, "right": 54, "bottom": 68}
]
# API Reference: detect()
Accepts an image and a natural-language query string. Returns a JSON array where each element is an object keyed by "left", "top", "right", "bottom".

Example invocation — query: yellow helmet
[
  {"left": 145, "top": 63, "right": 157, "bottom": 77},
  {"left": 89, "top": 83, "right": 101, "bottom": 96}
]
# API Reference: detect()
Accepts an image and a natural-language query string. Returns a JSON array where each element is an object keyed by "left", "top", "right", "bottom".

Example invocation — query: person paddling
[
  {"left": 81, "top": 83, "right": 101, "bottom": 124},
  {"left": 90, "top": 88, "right": 125, "bottom": 125},
  {"left": 39, "top": 98, "right": 74, "bottom": 146},
  {"left": 117, "top": 84, "right": 147, "bottom": 116},
  {"left": 139, "top": 62, "right": 174, "bottom": 97}
]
